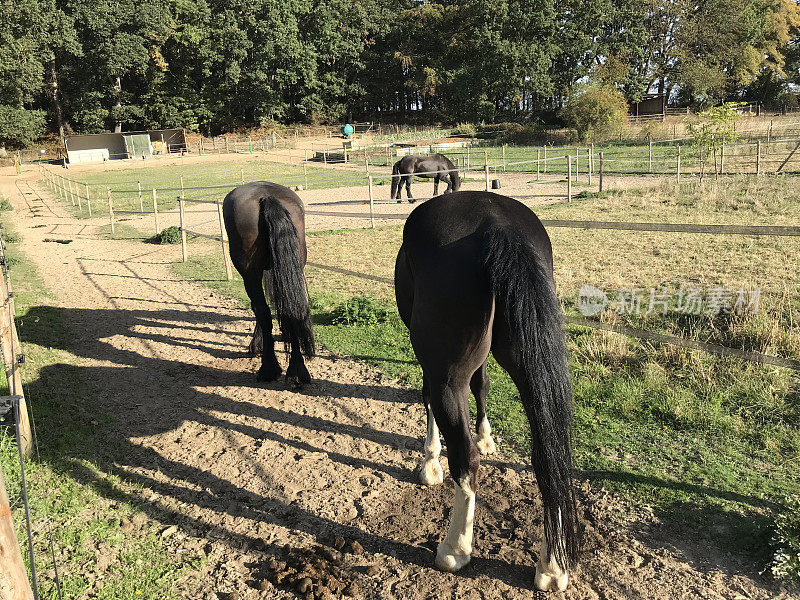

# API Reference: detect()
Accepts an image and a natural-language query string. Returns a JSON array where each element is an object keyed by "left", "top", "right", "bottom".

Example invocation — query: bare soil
[{"left": 0, "top": 167, "right": 790, "bottom": 599}]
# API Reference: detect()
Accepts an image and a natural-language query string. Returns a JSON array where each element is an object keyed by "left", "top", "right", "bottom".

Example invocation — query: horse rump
[{"left": 259, "top": 196, "right": 315, "bottom": 357}]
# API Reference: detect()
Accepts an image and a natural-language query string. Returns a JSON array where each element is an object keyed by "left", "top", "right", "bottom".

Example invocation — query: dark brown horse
[
  {"left": 394, "top": 191, "right": 578, "bottom": 591},
  {"left": 390, "top": 153, "right": 461, "bottom": 202},
  {"left": 222, "top": 181, "right": 314, "bottom": 385}
]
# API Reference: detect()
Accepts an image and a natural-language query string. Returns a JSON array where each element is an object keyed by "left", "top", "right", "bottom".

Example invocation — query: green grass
[
  {"left": 170, "top": 175, "right": 800, "bottom": 577},
  {"left": 0, "top": 220, "right": 200, "bottom": 598}
]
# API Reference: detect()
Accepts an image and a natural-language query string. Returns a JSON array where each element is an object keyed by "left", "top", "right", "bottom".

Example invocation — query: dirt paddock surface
[{"left": 1, "top": 167, "right": 790, "bottom": 599}]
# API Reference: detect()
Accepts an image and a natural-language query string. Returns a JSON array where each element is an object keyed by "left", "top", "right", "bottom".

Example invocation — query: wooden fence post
[
  {"left": 537, "top": 149, "right": 541, "bottom": 180},
  {"left": 720, "top": 145, "right": 725, "bottom": 175},
  {"left": 575, "top": 146, "right": 580, "bottom": 181},
  {"left": 85, "top": 183, "right": 92, "bottom": 217},
  {"left": 756, "top": 140, "right": 761, "bottom": 175},
  {"left": 567, "top": 156, "right": 572, "bottom": 202},
  {"left": 599, "top": 152, "right": 604, "bottom": 192},
  {"left": 179, "top": 177, "right": 187, "bottom": 262},
  {"left": 368, "top": 175, "right": 375, "bottom": 229},
  {"left": 484, "top": 164, "right": 490, "bottom": 191},
  {"left": 67, "top": 177, "right": 75, "bottom": 206},
  {"left": 240, "top": 169, "right": 244, "bottom": 184},
  {"left": 587, "top": 147, "right": 592, "bottom": 185},
  {"left": 216, "top": 201, "right": 232, "bottom": 281},
  {"left": 648, "top": 137, "right": 653, "bottom": 173},
  {"left": 225, "top": 137, "right": 229, "bottom": 153},
  {"left": 543, "top": 146, "right": 547, "bottom": 174},
  {"left": 303, "top": 151, "right": 309, "bottom": 189},
  {"left": 676, "top": 145, "right": 682, "bottom": 184},
  {"left": 106, "top": 188, "right": 115, "bottom": 233},
  {"left": 70, "top": 178, "right": 81, "bottom": 211},
  {"left": 152, "top": 189, "right": 160, "bottom": 233},
  {"left": 466, "top": 145, "right": 470, "bottom": 170},
  {"left": 502, "top": 144, "right": 506, "bottom": 172},
  {"left": 364, "top": 149, "right": 369, "bottom": 174},
  {"left": 199, "top": 137, "right": 203, "bottom": 155},
  {"left": 0, "top": 463, "right": 34, "bottom": 600}
]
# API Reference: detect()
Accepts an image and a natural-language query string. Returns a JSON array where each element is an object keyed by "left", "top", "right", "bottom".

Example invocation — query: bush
[
  {"left": 561, "top": 85, "right": 628, "bottom": 142},
  {"left": 0, "top": 197, "right": 13, "bottom": 211},
  {"left": 451, "top": 122, "right": 477, "bottom": 137},
  {"left": 772, "top": 496, "right": 800, "bottom": 588},
  {"left": 151, "top": 226, "right": 182, "bottom": 244},
  {"left": 330, "top": 296, "right": 389, "bottom": 326},
  {"left": 0, "top": 105, "right": 47, "bottom": 148}
]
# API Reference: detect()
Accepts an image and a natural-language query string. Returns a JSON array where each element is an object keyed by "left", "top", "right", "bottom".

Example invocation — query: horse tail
[
  {"left": 391, "top": 161, "right": 401, "bottom": 198},
  {"left": 482, "top": 224, "right": 577, "bottom": 572},
  {"left": 259, "top": 196, "right": 315, "bottom": 357}
]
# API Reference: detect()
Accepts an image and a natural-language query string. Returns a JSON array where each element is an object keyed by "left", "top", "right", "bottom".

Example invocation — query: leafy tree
[{"left": 561, "top": 85, "right": 628, "bottom": 141}]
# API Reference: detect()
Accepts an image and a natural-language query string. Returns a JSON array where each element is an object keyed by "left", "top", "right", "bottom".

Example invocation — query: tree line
[{"left": 2, "top": 0, "right": 800, "bottom": 147}]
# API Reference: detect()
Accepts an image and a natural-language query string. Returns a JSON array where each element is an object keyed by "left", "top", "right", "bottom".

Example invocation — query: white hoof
[
  {"left": 475, "top": 435, "right": 496, "bottom": 455},
  {"left": 419, "top": 458, "right": 444, "bottom": 486},
  {"left": 534, "top": 566, "right": 569, "bottom": 592},
  {"left": 435, "top": 541, "right": 472, "bottom": 572}
]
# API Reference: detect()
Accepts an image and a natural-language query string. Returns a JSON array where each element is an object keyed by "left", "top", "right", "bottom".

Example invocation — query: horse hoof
[
  {"left": 396, "top": 200, "right": 402, "bottom": 204},
  {"left": 419, "top": 459, "right": 444, "bottom": 486},
  {"left": 287, "top": 363, "right": 311, "bottom": 387},
  {"left": 256, "top": 361, "right": 282, "bottom": 382},
  {"left": 534, "top": 568, "right": 569, "bottom": 592},
  {"left": 476, "top": 435, "right": 496, "bottom": 455},
  {"left": 435, "top": 542, "right": 471, "bottom": 572},
  {"left": 408, "top": 199, "right": 416, "bottom": 204}
]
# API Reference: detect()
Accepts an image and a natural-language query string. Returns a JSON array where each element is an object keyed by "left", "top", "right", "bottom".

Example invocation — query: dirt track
[{"left": 0, "top": 167, "right": 789, "bottom": 599}]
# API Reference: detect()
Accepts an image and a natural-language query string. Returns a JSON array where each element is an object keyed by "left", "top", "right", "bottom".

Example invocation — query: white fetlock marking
[
  {"left": 435, "top": 476, "right": 475, "bottom": 572},
  {"left": 534, "top": 528, "right": 570, "bottom": 592},
  {"left": 475, "top": 416, "right": 496, "bottom": 455},
  {"left": 419, "top": 405, "right": 443, "bottom": 486}
]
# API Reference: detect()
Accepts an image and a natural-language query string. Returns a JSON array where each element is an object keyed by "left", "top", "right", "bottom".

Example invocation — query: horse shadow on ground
[{"left": 16, "top": 302, "right": 782, "bottom": 594}]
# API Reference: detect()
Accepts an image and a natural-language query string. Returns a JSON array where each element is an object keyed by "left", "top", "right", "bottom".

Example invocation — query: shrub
[
  {"left": 0, "top": 105, "right": 47, "bottom": 148},
  {"left": 561, "top": 85, "right": 628, "bottom": 142},
  {"left": 151, "top": 226, "right": 182, "bottom": 244},
  {"left": 772, "top": 496, "right": 800, "bottom": 588},
  {"left": 451, "top": 122, "right": 477, "bottom": 137},
  {"left": 0, "top": 197, "right": 13, "bottom": 211},
  {"left": 330, "top": 296, "right": 389, "bottom": 326}
]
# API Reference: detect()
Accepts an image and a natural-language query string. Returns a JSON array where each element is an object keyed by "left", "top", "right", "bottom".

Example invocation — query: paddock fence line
[{"left": 0, "top": 226, "right": 37, "bottom": 599}]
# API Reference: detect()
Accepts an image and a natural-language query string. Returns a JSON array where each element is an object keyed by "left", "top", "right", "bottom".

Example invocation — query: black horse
[
  {"left": 390, "top": 153, "right": 461, "bottom": 202},
  {"left": 394, "top": 191, "right": 578, "bottom": 591},
  {"left": 222, "top": 181, "right": 315, "bottom": 385}
]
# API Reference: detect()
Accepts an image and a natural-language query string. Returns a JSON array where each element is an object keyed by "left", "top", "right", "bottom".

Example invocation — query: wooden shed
[{"left": 64, "top": 129, "right": 187, "bottom": 164}]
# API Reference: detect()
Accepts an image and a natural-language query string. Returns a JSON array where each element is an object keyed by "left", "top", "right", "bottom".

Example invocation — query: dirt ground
[{"left": 0, "top": 166, "right": 791, "bottom": 600}]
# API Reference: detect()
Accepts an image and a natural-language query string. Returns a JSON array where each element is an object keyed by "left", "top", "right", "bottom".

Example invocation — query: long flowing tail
[
  {"left": 391, "top": 162, "right": 400, "bottom": 199},
  {"left": 259, "top": 196, "right": 315, "bottom": 357},
  {"left": 482, "top": 225, "right": 577, "bottom": 571}
]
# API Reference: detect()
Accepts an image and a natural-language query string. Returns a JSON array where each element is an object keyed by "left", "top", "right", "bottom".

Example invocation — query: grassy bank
[
  {"left": 0, "top": 218, "right": 200, "bottom": 598},
  {"left": 172, "top": 176, "right": 799, "bottom": 583}
]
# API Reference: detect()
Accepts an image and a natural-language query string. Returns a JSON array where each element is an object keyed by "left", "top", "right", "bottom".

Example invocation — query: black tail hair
[
  {"left": 391, "top": 161, "right": 401, "bottom": 199},
  {"left": 482, "top": 225, "right": 578, "bottom": 571},
  {"left": 259, "top": 196, "right": 315, "bottom": 357}
]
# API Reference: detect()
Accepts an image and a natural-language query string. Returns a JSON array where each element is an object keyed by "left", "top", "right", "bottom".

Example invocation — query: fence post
[
  {"left": 216, "top": 200, "right": 233, "bottom": 281},
  {"left": 537, "top": 149, "right": 541, "bottom": 180},
  {"left": 152, "top": 189, "right": 159, "bottom": 233},
  {"left": 344, "top": 146, "right": 348, "bottom": 163},
  {"left": 567, "top": 156, "right": 572, "bottom": 202},
  {"left": 0, "top": 464, "right": 34, "bottom": 600},
  {"left": 599, "top": 152, "right": 604, "bottom": 192},
  {"left": 590, "top": 142, "right": 594, "bottom": 173},
  {"left": 199, "top": 137, "right": 203, "bottom": 155},
  {"left": 720, "top": 145, "right": 725, "bottom": 175},
  {"left": 502, "top": 144, "right": 506, "bottom": 172},
  {"left": 648, "top": 137, "right": 653, "bottom": 173},
  {"left": 466, "top": 145, "right": 470, "bottom": 170},
  {"left": 676, "top": 145, "right": 682, "bottom": 184},
  {"left": 67, "top": 177, "right": 75, "bottom": 206},
  {"left": 587, "top": 147, "right": 592, "bottom": 185},
  {"left": 575, "top": 146, "right": 580, "bottom": 181},
  {"left": 484, "top": 164, "right": 490, "bottom": 191},
  {"left": 544, "top": 146, "right": 547, "bottom": 174},
  {"left": 179, "top": 177, "right": 187, "bottom": 262},
  {"left": 138, "top": 181, "right": 143, "bottom": 212},
  {"left": 304, "top": 151, "right": 309, "bottom": 189},
  {"left": 368, "top": 175, "right": 375, "bottom": 229},
  {"left": 70, "top": 178, "right": 82, "bottom": 211},
  {"left": 106, "top": 188, "right": 115, "bottom": 233},
  {"left": 364, "top": 149, "right": 369, "bottom": 174},
  {"left": 85, "top": 183, "right": 92, "bottom": 217},
  {"left": 756, "top": 140, "right": 761, "bottom": 175}
]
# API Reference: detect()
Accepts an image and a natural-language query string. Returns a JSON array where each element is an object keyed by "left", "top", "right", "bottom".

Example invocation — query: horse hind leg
[
  {"left": 405, "top": 176, "right": 415, "bottom": 203},
  {"left": 419, "top": 376, "right": 444, "bottom": 486},
  {"left": 243, "top": 271, "right": 281, "bottom": 381},
  {"left": 433, "top": 175, "right": 439, "bottom": 197},
  {"left": 430, "top": 381, "right": 480, "bottom": 573},
  {"left": 286, "top": 334, "right": 311, "bottom": 388},
  {"left": 471, "top": 360, "right": 495, "bottom": 455}
]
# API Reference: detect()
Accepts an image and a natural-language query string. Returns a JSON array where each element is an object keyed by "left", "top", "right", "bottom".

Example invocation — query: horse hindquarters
[{"left": 483, "top": 225, "right": 577, "bottom": 591}]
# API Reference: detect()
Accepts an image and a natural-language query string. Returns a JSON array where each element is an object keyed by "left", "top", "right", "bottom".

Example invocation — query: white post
[{"left": 368, "top": 175, "right": 375, "bottom": 229}]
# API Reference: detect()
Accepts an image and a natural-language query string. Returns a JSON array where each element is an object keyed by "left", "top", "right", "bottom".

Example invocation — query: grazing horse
[
  {"left": 394, "top": 191, "right": 578, "bottom": 591},
  {"left": 391, "top": 153, "right": 461, "bottom": 202},
  {"left": 222, "top": 181, "right": 315, "bottom": 386}
]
